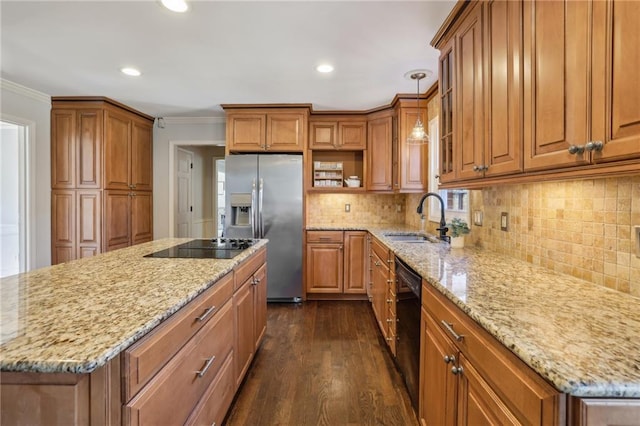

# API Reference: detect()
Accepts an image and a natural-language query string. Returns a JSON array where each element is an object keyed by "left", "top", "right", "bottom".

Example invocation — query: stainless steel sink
[{"left": 383, "top": 233, "right": 439, "bottom": 243}]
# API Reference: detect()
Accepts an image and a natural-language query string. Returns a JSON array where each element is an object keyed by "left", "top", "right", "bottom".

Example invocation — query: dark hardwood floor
[{"left": 225, "top": 301, "right": 418, "bottom": 426}]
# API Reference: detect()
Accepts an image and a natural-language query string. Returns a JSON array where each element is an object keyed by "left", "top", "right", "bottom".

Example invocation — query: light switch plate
[
  {"left": 473, "top": 210, "right": 483, "bottom": 226},
  {"left": 345, "top": 204, "right": 350, "bottom": 213},
  {"left": 500, "top": 212, "right": 509, "bottom": 231}
]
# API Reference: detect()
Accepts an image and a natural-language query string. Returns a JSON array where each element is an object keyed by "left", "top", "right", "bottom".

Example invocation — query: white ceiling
[{"left": 1, "top": 0, "right": 456, "bottom": 118}]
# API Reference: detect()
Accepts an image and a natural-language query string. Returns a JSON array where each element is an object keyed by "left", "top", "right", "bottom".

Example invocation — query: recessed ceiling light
[
  {"left": 121, "top": 67, "right": 141, "bottom": 77},
  {"left": 161, "top": 0, "right": 189, "bottom": 13},
  {"left": 316, "top": 64, "right": 334, "bottom": 73}
]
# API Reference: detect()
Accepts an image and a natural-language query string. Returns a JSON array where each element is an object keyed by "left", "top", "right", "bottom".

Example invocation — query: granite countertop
[
  {"left": 0, "top": 238, "right": 267, "bottom": 375},
  {"left": 308, "top": 223, "right": 640, "bottom": 398}
]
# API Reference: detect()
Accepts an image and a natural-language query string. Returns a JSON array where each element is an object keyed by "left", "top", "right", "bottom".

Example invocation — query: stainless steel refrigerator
[{"left": 224, "top": 154, "right": 303, "bottom": 302}]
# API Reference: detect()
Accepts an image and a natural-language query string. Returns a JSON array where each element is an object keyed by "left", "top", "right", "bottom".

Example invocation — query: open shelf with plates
[{"left": 308, "top": 151, "right": 365, "bottom": 192}]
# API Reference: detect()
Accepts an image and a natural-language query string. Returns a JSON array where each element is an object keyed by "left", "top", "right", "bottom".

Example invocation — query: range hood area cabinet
[
  {"left": 222, "top": 106, "right": 310, "bottom": 154},
  {"left": 433, "top": 0, "right": 640, "bottom": 188},
  {"left": 51, "top": 97, "right": 154, "bottom": 264}
]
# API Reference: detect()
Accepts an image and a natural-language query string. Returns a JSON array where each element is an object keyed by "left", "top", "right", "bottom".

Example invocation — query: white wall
[
  {"left": 0, "top": 80, "right": 51, "bottom": 269},
  {"left": 153, "top": 117, "right": 225, "bottom": 238}
]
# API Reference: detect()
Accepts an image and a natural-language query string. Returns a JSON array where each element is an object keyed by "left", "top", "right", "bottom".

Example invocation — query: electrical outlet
[
  {"left": 500, "top": 212, "right": 509, "bottom": 231},
  {"left": 635, "top": 226, "right": 640, "bottom": 258},
  {"left": 473, "top": 210, "right": 483, "bottom": 226},
  {"left": 345, "top": 204, "right": 350, "bottom": 213},
  {"left": 396, "top": 204, "right": 402, "bottom": 213}
]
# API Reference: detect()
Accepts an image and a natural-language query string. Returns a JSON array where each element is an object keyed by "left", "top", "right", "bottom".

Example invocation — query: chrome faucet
[{"left": 416, "top": 192, "right": 450, "bottom": 243}]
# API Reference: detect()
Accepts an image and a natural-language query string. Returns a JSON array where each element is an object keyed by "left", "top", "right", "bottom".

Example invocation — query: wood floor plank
[{"left": 225, "top": 301, "right": 418, "bottom": 426}]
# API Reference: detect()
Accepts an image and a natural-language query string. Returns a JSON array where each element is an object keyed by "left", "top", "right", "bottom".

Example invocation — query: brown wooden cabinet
[
  {"left": 369, "top": 234, "right": 396, "bottom": 354},
  {"left": 233, "top": 247, "right": 267, "bottom": 387},
  {"left": 433, "top": 0, "right": 639, "bottom": 188},
  {"left": 223, "top": 106, "right": 309, "bottom": 153},
  {"left": 51, "top": 97, "right": 153, "bottom": 264},
  {"left": 305, "top": 230, "right": 367, "bottom": 298},
  {"left": 367, "top": 113, "right": 394, "bottom": 191},
  {"left": 395, "top": 99, "right": 429, "bottom": 192},
  {"left": 420, "top": 281, "right": 564, "bottom": 426},
  {"left": 309, "top": 116, "right": 367, "bottom": 150}
]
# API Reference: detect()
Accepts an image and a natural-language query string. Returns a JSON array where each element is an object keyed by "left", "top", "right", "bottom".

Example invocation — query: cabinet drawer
[
  {"left": 125, "top": 302, "right": 234, "bottom": 426},
  {"left": 370, "top": 236, "right": 390, "bottom": 263},
  {"left": 422, "top": 282, "right": 562, "bottom": 424},
  {"left": 185, "top": 351, "right": 235, "bottom": 426},
  {"left": 234, "top": 247, "right": 266, "bottom": 291},
  {"left": 123, "top": 273, "right": 233, "bottom": 402},
  {"left": 306, "top": 230, "right": 343, "bottom": 243}
]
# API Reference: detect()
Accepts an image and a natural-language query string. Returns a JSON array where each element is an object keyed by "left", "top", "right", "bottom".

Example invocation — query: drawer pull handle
[
  {"left": 252, "top": 277, "right": 261, "bottom": 285},
  {"left": 196, "top": 306, "right": 216, "bottom": 322},
  {"left": 441, "top": 320, "right": 464, "bottom": 342},
  {"left": 443, "top": 354, "right": 456, "bottom": 364},
  {"left": 196, "top": 356, "right": 217, "bottom": 378},
  {"left": 451, "top": 366, "right": 464, "bottom": 375}
]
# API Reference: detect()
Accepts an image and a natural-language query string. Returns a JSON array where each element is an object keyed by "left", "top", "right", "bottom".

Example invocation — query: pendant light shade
[{"left": 406, "top": 71, "right": 429, "bottom": 145}]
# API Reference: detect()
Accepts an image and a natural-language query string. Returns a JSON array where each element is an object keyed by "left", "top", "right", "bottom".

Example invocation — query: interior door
[{"left": 176, "top": 148, "right": 193, "bottom": 237}]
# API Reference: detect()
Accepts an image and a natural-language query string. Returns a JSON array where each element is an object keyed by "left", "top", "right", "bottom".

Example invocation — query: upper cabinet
[
  {"left": 366, "top": 112, "right": 394, "bottom": 191},
  {"left": 433, "top": 0, "right": 640, "bottom": 188},
  {"left": 309, "top": 116, "right": 367, "bottom": 150},
  {"left": 223, "top": 106, "right": 309, "bottom": 154}
]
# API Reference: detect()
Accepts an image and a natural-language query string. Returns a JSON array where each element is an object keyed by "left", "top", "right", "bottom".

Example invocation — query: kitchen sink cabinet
[
  {"left": 420, "top": 281, "right": 564, "bottom": 426},
  {"left": 309, "top": 116, "right": 367, "bottom": 150},
  {"left": 223, "top": 107, "right": 309, "bottom": 153},
  {"left": 50, "top": 98, "right": 153, "bottom": 264}
]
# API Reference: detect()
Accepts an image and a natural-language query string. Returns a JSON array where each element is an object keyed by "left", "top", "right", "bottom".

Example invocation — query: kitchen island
[
  {"left": 0, "top": 238, "right": 268, "bottom": 425},
  {"left": 309, "top": 225, "right": 640, "bottom": 423}
]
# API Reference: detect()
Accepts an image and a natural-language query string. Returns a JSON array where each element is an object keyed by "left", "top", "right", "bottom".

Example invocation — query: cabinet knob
[
  {"left": 451, "top": 366, "right": 464, "bottom": 375},
  {"left": 443, "top": 354, "right": 456, "bottom": 364},
  {"left": 386, "top": 298, "right": 394, "bottom": 303},
  {"left": 568, "top": 145, "right": 585, "bottom": 155},
  {"left": 374, "top": 261, "right": 381, "bottom": 266},
  {"left": 585, "top": 140, "right": 604, "bottom": 152}
]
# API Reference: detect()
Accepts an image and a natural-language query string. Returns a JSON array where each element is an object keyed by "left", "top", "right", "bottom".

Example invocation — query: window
[{"left": 427, "top": 117, "right": 469, "bottom": 224}]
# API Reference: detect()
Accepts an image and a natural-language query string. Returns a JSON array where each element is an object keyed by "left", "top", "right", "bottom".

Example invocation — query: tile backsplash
[{"left": 306, "top": 193, "right": 406, "bottom": 226}]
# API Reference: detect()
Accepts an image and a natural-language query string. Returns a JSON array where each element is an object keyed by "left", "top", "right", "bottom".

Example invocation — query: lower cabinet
[
  {"left": 369, "top": 234, "right": 397, "bottom": 355},
  {"left": 420, "top": 281, "right": 564, "bottom": 425},
  {"left": 305, "top": 230, "right": 367, "bottom": 298}
]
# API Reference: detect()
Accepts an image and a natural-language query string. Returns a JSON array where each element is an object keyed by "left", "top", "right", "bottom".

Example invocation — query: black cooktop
[{"left": 144, "top": 238, "right": 257, "bottom": 259}]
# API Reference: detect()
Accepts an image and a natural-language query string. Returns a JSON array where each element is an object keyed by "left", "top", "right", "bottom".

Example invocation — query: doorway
[
  {"left": 0, "top": 120, "right": 27, "bottom": 277},
  {"left": 175, "top": 148, "right": 193, "bottom": 237}
]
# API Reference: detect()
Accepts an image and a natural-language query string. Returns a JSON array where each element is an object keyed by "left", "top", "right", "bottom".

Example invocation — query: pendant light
[{"left": 405, "top": 71, "right": 430, "bottom": 145}]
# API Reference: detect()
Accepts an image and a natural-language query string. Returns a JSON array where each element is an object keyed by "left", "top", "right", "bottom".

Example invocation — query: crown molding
[
  {"left": 0, "top": 79, "right": 51, "bottom": 104},
  {"left": 160, "top": 116, "right": 226, "bottom": 125}
]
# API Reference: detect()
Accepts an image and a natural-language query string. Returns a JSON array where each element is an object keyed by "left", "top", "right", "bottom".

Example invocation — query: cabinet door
[
  {"left": 103, "top": 190, "right": 130, "bottom": 252},
  {"left": 253, "top": 263, "right": 267, "bottom": 349},
  {"left": 591, "top": 0, "right": 640, "bottom": 163},
  {"left": 439, "top": 37, "right": 456, "bottom": 184},
  {"left": 51, "top": 109, "right": 76, "bottom": 189},
  {"left": 523, "top": 0, "right": 591, "bottom": 171},
  {"left": 367, "top": 116, "right": 393, "bottom": 191},
  {"left": 76, "top": 109, "right": 102, "bottom": 188},
  {"left": 339, "top": 121, "right": 367, "bottom": 150},
  {"left": 51, "top": 190, "right": 76, "bottom": 264},
  {"left": 131, "top": 119, "right": 153, "bottom": 191},
  {"left": 131, "top": 191, "right": 153, "bottom": 245},
  {"left": 456, "top": 3, "right": 485, "bottom": 180},
  {"left": 420, "top": 309, "right": 458, "bottom": 426},
  {"left": 457, "top": 353, "right": 520, "bottom": 425},
  {"left": 371, "top": 251, "right": 388, "bottom": 339},
  {"left": 233, "top": 278, "right": 254, "bottom": 387},
  {"left": 398, "top": 106, "right": 428, "bottom": 191},
  {"left": 309, "top": 121, "right": 338, "bottom": 149},
  {"left": 104, "top": 110, "right": 132, "bottom": 189},
  {"left": 343, "top": 231, "right": 367, "bottom": 294},
  {"left": 266, "top": 113, "right": 305, "bottom": 152},
  {"left": 226, "top": 114, "right": 265, "bottom": 152},
  {"left": 305, "top": 243, "right": 344, "bottom": 293},
  {"left": 484, "top": 0, "right": 522, "bottom": 177},
  {"left": 76, "top": 190, "right": 101, "bottom": 259}
]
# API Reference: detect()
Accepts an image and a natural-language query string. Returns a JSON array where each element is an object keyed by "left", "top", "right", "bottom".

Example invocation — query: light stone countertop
[
  {"left": 0, "top": 238, "right": 267, "bottom": 374},
  {"left": 308, "top": 224, "right": 640, "bottom": 398}
]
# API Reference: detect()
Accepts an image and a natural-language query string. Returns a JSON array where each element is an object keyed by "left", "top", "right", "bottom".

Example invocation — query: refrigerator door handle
[
  {"left": 251, "top": 179, "right": 257, "bottom": 239},
  {"left": 258, "top": 178, "right": 264, "bottom": 238}
]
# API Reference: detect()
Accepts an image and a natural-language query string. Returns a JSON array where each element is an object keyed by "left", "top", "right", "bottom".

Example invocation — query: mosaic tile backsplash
[
  {"left": 308, "top": 176, "right": 639, "bottom": 297},
  {"left": 406, "top": 176, "right": 640, "bottom": 297}
]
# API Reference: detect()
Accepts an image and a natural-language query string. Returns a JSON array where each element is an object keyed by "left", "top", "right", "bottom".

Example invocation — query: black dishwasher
[{"left": 395, "top": 256, "right": 422, "bottom": 413}]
